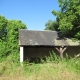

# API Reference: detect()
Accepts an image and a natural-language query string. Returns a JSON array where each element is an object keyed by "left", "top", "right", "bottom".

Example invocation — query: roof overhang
[{"left": 19, "top": 29, "right": 80, "bottom": 46}]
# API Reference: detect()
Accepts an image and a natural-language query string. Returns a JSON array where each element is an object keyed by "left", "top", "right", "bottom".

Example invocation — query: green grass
[{"left": 0, "top": 52, "right": 80, "bottom": 80}]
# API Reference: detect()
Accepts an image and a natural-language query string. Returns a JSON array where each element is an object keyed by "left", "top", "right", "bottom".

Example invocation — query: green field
[{"left": 0, "top": 53, "right": 80, "bottom": 80}]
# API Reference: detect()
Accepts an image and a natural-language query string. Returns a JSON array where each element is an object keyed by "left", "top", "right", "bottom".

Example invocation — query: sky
[{"left": 0, "top": 0, "right": 60, "bottom": 30}]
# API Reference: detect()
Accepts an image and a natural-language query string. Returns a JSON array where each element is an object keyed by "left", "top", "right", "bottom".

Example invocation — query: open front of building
[
  {"left": 19, "top": 29, "right": 80, "bottom": 62},
  {"left": 20, "top": 46, "right": 80, "bottom": 62}
]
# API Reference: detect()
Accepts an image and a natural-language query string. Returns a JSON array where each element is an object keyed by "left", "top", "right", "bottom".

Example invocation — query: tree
[
  {"left": 45, "top": 0, "right": 80, "bottom": 39},
  {"left": 0, "top": 15, "right": 27, "bottom": 61},
  {"left": 0, "top": 16, "right": 7, "bottom": 40},
  {"left": 6, "top": 20, "right": 27, "bottom": 55},
  {"left": 45, "top": 20, "right": 59, "bottom": 31},
  {"left": 52, "top": 0, "right": 80, "bottom": 39}
]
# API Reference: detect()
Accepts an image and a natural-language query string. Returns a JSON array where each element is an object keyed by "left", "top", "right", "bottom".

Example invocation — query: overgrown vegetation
[
  {"left": 0, "top": 52, "right": 80, "bottom": 80},
  {"left": 45, "top": 0, "right": 80, "bottom": 39},
  {"left": 0, "top": 15, "right": 27, "bottom": 62}
]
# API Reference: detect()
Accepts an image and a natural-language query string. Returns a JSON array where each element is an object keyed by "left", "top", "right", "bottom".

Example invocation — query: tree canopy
[
  {"left": 0, "top": 16, "right": 7, "bottom": 40},
  {"left": 45, "top": 0, "right": 80, "bottom": 39},
  {"left": 0, "top": 15, "right": 27, "bottom": 62},
  {"left": 45, "top": 20, "right": 59, "bottom": 31}
]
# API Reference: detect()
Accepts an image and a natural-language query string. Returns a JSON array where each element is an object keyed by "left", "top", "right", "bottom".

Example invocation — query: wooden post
[
  {"left": 20, "top": 46, "right": 24, "bottom": 63},
  {"left": 55, "top": 46, "right": 67, "bottom": 59}
]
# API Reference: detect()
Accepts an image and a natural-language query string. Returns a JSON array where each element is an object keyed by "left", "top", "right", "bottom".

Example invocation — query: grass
[{"left": 0, "top": 52, "right": 80, "bottom": 80}]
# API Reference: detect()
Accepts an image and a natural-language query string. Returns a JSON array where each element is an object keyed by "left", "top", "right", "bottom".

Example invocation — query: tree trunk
[
  {"left": 55, "top": 46, "right": 67, "bottom": 59},
  {"left": 60, "top": 52, "right": 63, "bottom": 59}
]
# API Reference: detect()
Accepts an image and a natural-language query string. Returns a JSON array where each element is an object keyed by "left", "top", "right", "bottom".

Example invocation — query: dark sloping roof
[{"left": 19, "top": 29, "right": 80, "bottom": 46}]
